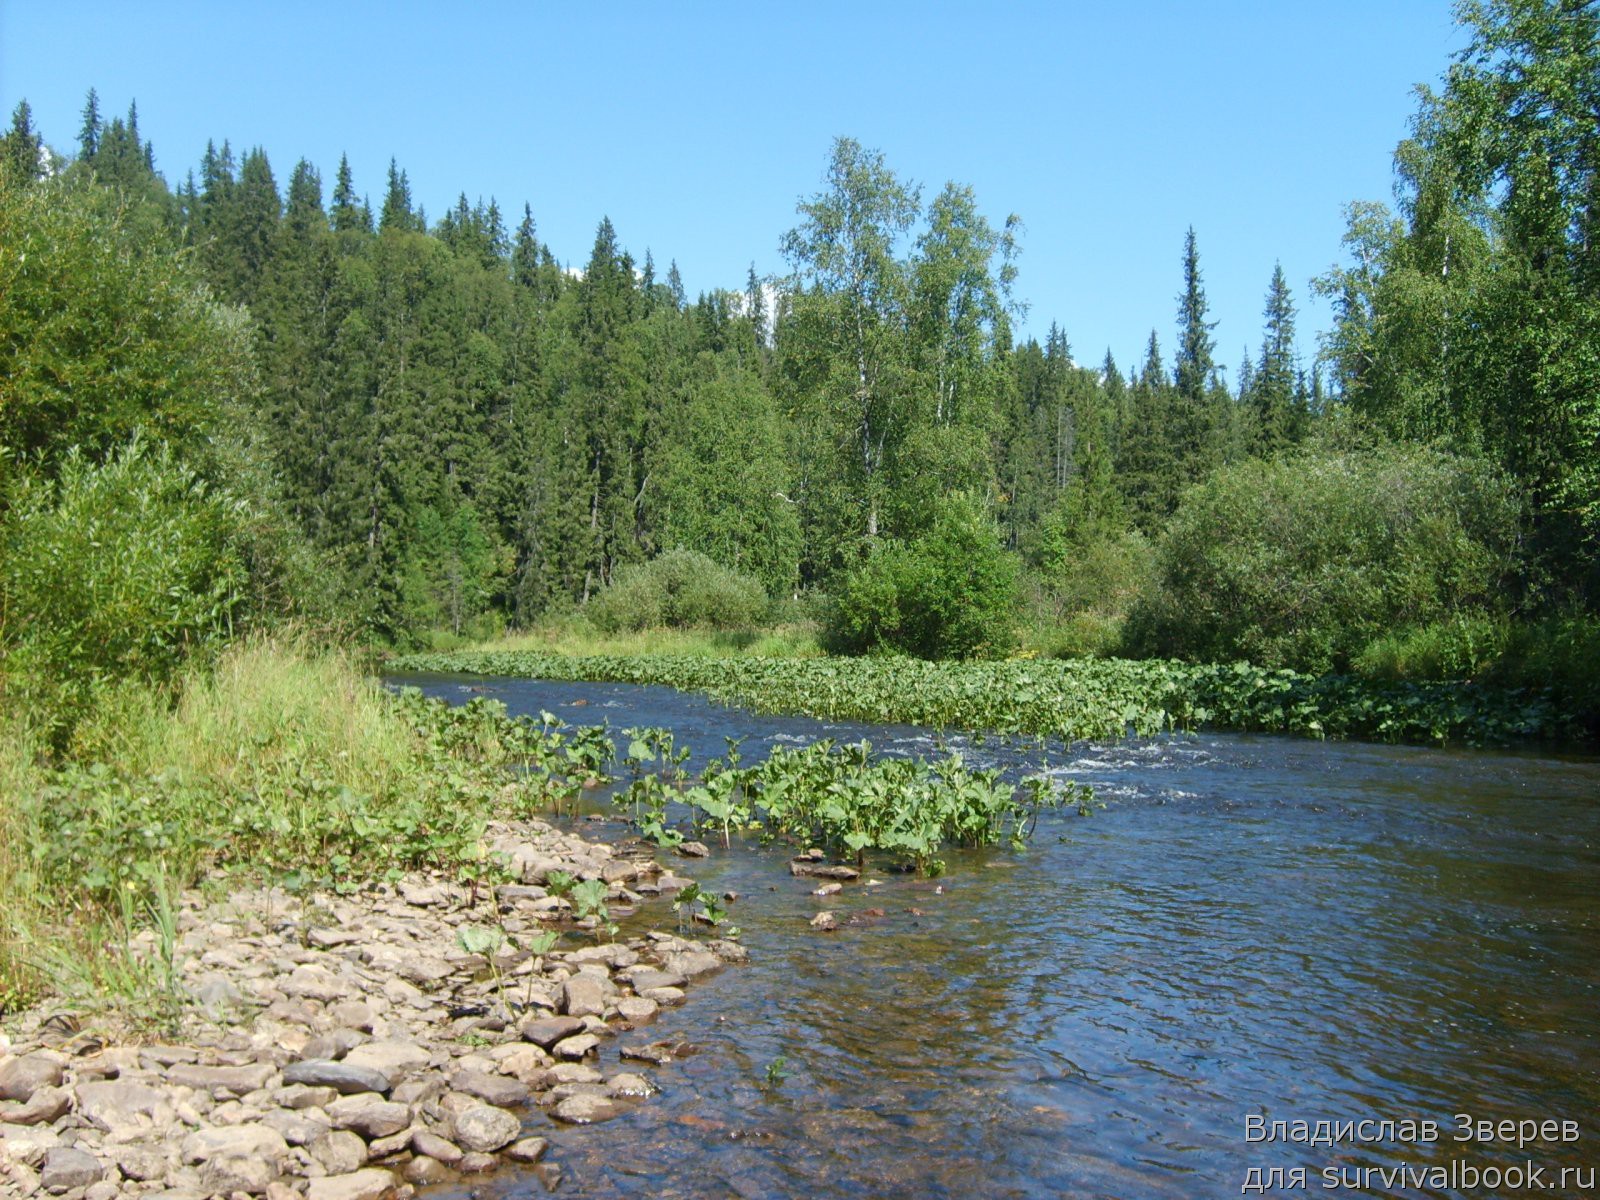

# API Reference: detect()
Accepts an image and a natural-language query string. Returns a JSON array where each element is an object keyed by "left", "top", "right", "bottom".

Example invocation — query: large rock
[
  {"left": 305, "top": 1168, "right": 397, "bottom": 1200},
  {"left": 519, "top": 1015, "right": 585, "bottom": 1050},
  {"left": 75, "top": 1080, "right": 175, "bottom": 1134},
  {"left": 40, "top": 1146, "right": 104, "bottom": 1192},
  {"left": 451, "top": 1102, "right": 521, "bottom": 1153},
  {"left": 409, "top": 1129, "right": 463, "bottom": 1166},
  {"left": 0, "top": 1053, "right": 64, "bottom": 1102},
  {"left": 620, "top": 966, "right": 685, "bottom": 992},
  {"left": 326, "top": 1093, "right": 410, "bottom": 1140},
  {"left": 180, "top": 1123, "right": 290, "bottom": 1166},
  {"left": 661, "top": 949, "right": 722, "bottom": 978},
  {"left": 166, "top": 1062, "right": 276, "bottom": 1097},
  {"left": 449, "top": 1069, "right": 528, "bottom": 1108},
  {"left": 282, "top": 1059, "right": 392, "bottom": 1096},
  {"left": 551, "top": 1092, "right": 623, "bottom": 1124},
  {"left": 340, "top": 1040, "right": 429, "bottom": 1083},
  {"left": 282, "top": 964, "right": 353, "bottom": 1002},
  {"left": 310, "top": 1129, "right": 368, "bottom": 1175},
  {"left": 559, "top": 975, "right": 606, "bottom": 1018},
  {"left": 553, "top": 1034, "right": 599, "bottom": 1061},
  {"left": 0, "top": 1084, "right": 70, "bottom": 1126}
]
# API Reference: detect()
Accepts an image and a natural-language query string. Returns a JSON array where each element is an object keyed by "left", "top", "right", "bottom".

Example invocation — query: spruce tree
[
  {"left": 78, "top": 88, "right": 101, "bottom": 161},
  {"left": 1250, "top": 262, "right": 1298, "bottom": 456},
  {"left": 2, "top": 100, "right": 43, "bottom": 182}
]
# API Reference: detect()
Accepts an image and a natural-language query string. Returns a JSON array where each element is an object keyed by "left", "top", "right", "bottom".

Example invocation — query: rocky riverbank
[{"left": 0, "top": 817, "right": 743, "bottom": 1199}]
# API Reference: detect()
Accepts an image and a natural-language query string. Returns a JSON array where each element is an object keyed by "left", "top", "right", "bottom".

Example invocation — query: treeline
[{"left": 2, "top": 0, "right": 1596, "bottom": 680}]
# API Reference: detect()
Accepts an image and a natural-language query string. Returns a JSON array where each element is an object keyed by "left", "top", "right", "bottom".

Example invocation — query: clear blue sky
[{"left": 1, "top": 1, "right": 1464, "bottom": 379}]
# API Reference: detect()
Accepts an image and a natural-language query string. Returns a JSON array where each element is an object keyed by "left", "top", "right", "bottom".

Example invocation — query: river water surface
[{"left": 388, "top": 673, "right": 1600, "bottom": 1200}]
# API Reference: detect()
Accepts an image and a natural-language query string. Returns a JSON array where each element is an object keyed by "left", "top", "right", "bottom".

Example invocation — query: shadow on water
[{"left": 388, "top": 673, "right": 1600, "bottom": 1199}]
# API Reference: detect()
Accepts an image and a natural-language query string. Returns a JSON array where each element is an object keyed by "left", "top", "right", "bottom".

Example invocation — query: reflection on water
[{"left": 389, "top": 674, "right": 1600, "bottom": 1199}]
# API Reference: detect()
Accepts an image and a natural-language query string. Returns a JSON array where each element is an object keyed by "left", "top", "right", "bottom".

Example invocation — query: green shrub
[
  {"left": 1127, "top": 445, "right": 1522, "bottom": 672},
  {"left": 2, "top": 440, "right": 250, "bottom": 741},
  {"left": 586, "top": 549, "right": 768, "bottom": 632},
  {"left": 828, "top": 493, "right": 1019, "bottom": 660}
]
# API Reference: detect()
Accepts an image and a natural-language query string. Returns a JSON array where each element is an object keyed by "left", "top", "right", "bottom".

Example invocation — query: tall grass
[{"left": 0, "top": 635, "right": 601, "bottom": 1018}]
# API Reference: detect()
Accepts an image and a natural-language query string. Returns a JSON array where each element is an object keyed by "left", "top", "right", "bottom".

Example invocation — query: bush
[
  {"left": 586, "top": 550, "right": 768, "bottom": 632},
  {"left": 828, "top": 494, "right": 1018, "bottom": 660},
  {"left": 1, "top": 440, "right": 250, "bottom": 742},
  {"left": 1127, "top": 445, "right": 1522, "bottom": 672}
]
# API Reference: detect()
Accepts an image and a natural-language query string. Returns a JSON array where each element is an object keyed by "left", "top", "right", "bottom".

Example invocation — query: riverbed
[{"left": 389, "top": 673, "right": 1600, "bottom": 1200}]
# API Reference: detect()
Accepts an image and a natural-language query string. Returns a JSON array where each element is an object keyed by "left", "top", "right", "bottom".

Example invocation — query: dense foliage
[
  {"left": 586, "top": 550, "right": 769, "bottom": 633},
  {"left": 391, "top": 650, "right": 1573, "bottom": 747},
  {"left": 1127, "top": 444, "right": 1522, "bottom": 672}
]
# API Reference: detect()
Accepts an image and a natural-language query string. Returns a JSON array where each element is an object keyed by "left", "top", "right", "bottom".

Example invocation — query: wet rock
[
  {"left": 607, "top": 1072, "right": 655, "bottom": 1097},
  {"left": 789, "top": 860, "right": 859, "bottom": 880},
  {"left": 304, "top": 1168, "right": 397, "bottom": 1200},
  {"left": 654, "top": 873, "right": 693, "bottom": 893},
  {"left": 449, "top": 1069, "right": 528, "bottom": 1108},
  {"left": 166, "top": 1061, "right": 276, "bottom": 1097},
  {"left": 325, "top": 1094, "right": 410, "bottom": 1140},
  {"left": 640, "top": 985, "right": 686, "bottom": 1005},
  {"left": 559, "top": 975, "right": 606, "bottom": 1019},
  {"left": 813, "top": 882, "right": 842, "bottom": 896},
  {"left": 553, "top": 1034, "right": 599, "bottom": 1061},
  {"left": 620, "top": 1040, "right": 694, "bottom": 1066},
  {"left": 410, "top": 1129, "right": 463, "bottom": 1166},
  {"left": 310, "top": 1129, "right": 368, "bottom": 1175},
  {"left": 0, "top": 1053, "right": 64, "bottom": 1102},
  {"left": 810, "top": 911, "right": 838, "bottom": 931},
  {"left": 615, "top": 997, "right": 658, "bottom": 1025},
  {"left": 459, "top": 1151, "right": 500, "bottom": 1173},
  {"left": 661, "top": 949, "right": 722, "bottom": 978},
  {"left": 404, "top": 1155, "right": 452, "bottom": 1185},
  {"left": 75, "top": 1079, "right": 175, "bottom": 1134},
  {"left": 40, "top": 1146, "right": 104, "bottom": 1192},
  {"left": 0, "top": 1085, "right": 69, "bottom": 1126},
  {"left": 452, "top": 1102, "right": 522, "bottom": 1153},
  {"left": 506, "top": 1136, "right": 549, "bottom": 1164},
  {"left": 551, "top": 1093, "right": 623, "bottom": 1124},
  {"left": 519, "top": 1015, "right": 585, "bottom": 1050},
  {"left": 282, "top": 1059, "right": 392, "bottom": 1096},
  {"left": 368, "top": 1126, "right": 415, "bottom": 1159},
  {"left": 620, "top": 966, "right": 685, "bottom": 992},
  {"left": 676, "top": 841, "right": 710, "bottom": 859}
]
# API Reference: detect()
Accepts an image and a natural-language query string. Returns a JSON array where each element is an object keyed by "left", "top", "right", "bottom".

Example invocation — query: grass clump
[{"left": 0, "top": 637, "right": 614, "bottom": 1017}]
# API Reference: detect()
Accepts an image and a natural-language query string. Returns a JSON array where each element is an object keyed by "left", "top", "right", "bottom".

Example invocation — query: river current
[{"left": 388, "top": 673, "right": 1600, "bottom": 1200}]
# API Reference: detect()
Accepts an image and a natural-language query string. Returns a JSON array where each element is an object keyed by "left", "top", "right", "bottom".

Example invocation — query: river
[{"left": 388, "top": 672, "right": 1600, "bottom": 1200}]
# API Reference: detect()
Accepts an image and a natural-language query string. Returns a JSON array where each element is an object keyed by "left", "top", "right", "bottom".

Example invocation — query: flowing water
[{"left": 388, "top": 673, "right": 1600, "bottom": 1199}]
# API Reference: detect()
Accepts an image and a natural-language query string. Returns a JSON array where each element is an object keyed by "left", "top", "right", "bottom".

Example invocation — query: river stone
[
  {"left": 810, "top": 911, "right": 838, "bottom": 931},
  {"left": 404, "top": 1156, "right": 453, "bottom": 1185},
  {"left": 520, "top": 1015, "right": 585, "bottom": 1049},
  {"left": 181, "top": 1123, "right": 290, "bottom": 1166},
  {"left": 559, "top": 975, "right": 606, "bottom": 1018},
  {"left": 260, "top": 1105, "right": 328, "bottom": 1146},
  {"left": 305, "top": 1168, "right": 397, "bottom": 1200},
  {"left": 325, "top": 1001, "right": 376, "bottom": 1032},
  {"left": 166, "top": 1061, "right": 276, "bottom": 1097},
  {"left": 341, "top": 1040, "right": 429, "bottom": 1082},
  {"left": 662, "top": 949, "right": 722, "bottom": 978},
  {"left": 410, "top": 1129, "right": 464, "bottom": 1166},
  {"left": 399, "top": 880, "right": 446, "bottom": 906},
  {"left": 75, "top": 1079, "right": 175, "bottom": 1133},
  {"left": 84, "top": 1182, "right": 122, "bottom": 1200},
  {"left": 390, "top": 1071, "right": 447, "bottom": 1106},
  {"left": 274, "top": 1083, "right": 341, "bottom": 1109},
  {"left": 283, "top": 1059, "right": 392, "bottom": 1095},
  {"left": 507, "top": 1136, "right": 549, "bottom": 1163},
  {"left": 449, "top": 1069, "right": 528, "bottom": 1107},
  {"left": 0, "top": 1084, "right": 70, "bottom": 1126},
  {"left": 607, "top": 1072, "right": 655, "bottom": 1097},
  {"left": 551, "top": 1093, "right": 623, "bottom": 1124},
  {"left": 0, "top": 1053, "right": 63, "bottom": 1102},
  {"left": 615, "top": 996, "right": 659, "bottom": 1025},
  {"left": 282, "top": 964, "right": 352, "bottom": 1002},
  {"left": 201, "top": 1150, "right": 280, "bottom": 1196},
  {"left": 326, "top": 1093, "right": 409, "bottom": 1139},
  {"left": 311, "top": 1129, "right": 368, "bottom": 1175},
  {"left": 40, "top": 1146, "right": 104, "bottom": 1192},
  {"left": 102, "top": 1143, "right": 170, "bottom": 1182},
  {"left": 553, "top": 1033, "right": 599, "bottom": 1061},
  {"left": 0, "top": 1121, "right": 59, "bottom": 1166},
  {"left": 621, "top": 965, "right": 685, "bottom": 992},
  {"left": 640, "top": 985, "right": 686, "bottom": 1005},
  {"left": 301, "top": 1028, "right": 368, "bottom": 1061},
  {"left": 397, "top": 956, "right": 454, "bottom": 985},
  {"left": 451, "top": 1102, "right": 521, "bottom": 1153},
  {"left": 676, "top": 841, "right": 710, "bottom": 858}
]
